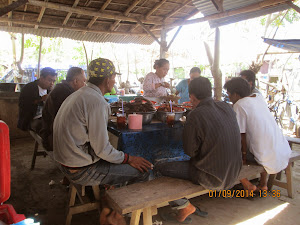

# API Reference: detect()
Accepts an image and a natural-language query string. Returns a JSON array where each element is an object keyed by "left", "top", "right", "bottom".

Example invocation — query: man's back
[
  {"left": 233, "top": 94, "right": 291, "bottom": 174},
  {"left": 41, "top": 81, "right": 74, "bottom": 151},
  {"left": 183, "top": 97, "right": 242, "bottom": 190}
]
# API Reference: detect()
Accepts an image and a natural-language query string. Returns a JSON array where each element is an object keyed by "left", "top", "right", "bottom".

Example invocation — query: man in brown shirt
[{"left": 155, "top": 77, "right": 242, "bottom": 223}]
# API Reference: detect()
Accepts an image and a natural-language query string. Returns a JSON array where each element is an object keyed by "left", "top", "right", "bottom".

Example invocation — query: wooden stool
[
  {"left": 267, "top": 150, "right": 300, "bottom": 198},
  {"left": 66, "top": 183, "right": 101, "bottom": 225},
  {"left": 29, "top": 130, "right": 47, "bottom": 170}
]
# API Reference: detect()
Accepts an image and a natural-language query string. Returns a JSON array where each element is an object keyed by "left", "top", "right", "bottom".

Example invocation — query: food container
[
  {"left": 128, "top": 114, "right": 143, "bottom": 129},
  {"left": 135, "top": 111, "right": 156, "bottom": 125},
  {"left": 156, "top": 110, "right": 186, "bottom": 123},
  {"left": 110, "top": 106, "right": 120, "bottom": 115}
]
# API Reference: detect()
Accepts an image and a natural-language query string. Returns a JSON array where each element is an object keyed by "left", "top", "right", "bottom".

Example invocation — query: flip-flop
[
  {"left": 159, "top": 211, "right": 192, "bottom": 224},
  {"left": 193, "top": 206, "right": 208, "bottom": 218}
]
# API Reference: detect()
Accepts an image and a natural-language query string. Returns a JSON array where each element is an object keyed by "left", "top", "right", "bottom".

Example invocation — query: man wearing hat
[
  {"left": 18, "top": 67, "right": 57, "bottom": 134},
  {"left": 53, "top": 57, "right": 152, "bottom": 186}
]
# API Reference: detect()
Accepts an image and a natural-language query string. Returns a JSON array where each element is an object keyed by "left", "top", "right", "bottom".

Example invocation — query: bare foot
[
  {"left": 177, "top": 203, "right": 196, "bottom": 222},
  {"left": 240, "top": 178, "right": 257, "bottom": 192},
  {"left": 100, "top": 207, "right": 111, "bottom": 225},
  {"left": 257, "top": 185, "right": 268, "bottom": 191},
  {"left": 107, "top": 211, "right": 127, "bottom": 225}
]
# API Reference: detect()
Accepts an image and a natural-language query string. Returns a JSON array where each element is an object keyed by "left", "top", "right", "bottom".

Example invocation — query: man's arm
[{"left": 183, "top": 118, "right": 201, "bottom": 157}]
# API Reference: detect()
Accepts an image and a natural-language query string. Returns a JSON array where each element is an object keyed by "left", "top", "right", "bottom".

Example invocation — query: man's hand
[
  {"left": 162, "top": 82, "right": 170, "bottom": 88},
  {"left": 128, "top": 156, "right": 153, "bottom": 173}
]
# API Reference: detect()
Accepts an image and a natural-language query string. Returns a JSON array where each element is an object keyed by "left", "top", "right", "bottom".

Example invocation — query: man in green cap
[{"left": 53, "top": 57, "right": 152, "bottom": 187}]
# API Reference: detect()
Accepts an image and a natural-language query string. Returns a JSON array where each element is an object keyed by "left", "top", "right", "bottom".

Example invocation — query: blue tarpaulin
[{"left": 263, "top": 38, "right": 300, "bottom": 52}]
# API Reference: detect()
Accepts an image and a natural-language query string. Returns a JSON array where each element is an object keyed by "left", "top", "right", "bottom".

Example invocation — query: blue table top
[{"left": 108, "top": 122, "right": 190, "bottom": 164}]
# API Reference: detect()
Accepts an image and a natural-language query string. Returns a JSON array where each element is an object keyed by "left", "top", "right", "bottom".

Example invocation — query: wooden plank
[
  {"left": 130, "top": 209, "right": 141, "bottom": 225},
  {"left": 106, "top": 176, "right": 206, "bottom": 214},
  {"left": 289, "top": 150, "right": 300, "bottom": 162},
  {"left": 286, "top": 136, "right": 300, "bottom": 145},
  {"left": 0, "top": 0, "right": 28, "bottom": 17},
  {"left": 143, "top": 207, "right": 152, "bottom": 225}
]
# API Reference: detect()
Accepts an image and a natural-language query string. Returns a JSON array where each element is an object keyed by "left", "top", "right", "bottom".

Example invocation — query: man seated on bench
[
  {"left": 155, "top": 77, "right": 242, "bottom": 224},
  {"left": 41, "top": 67, "right": 86, "bottom": 151},
  {"left": 224, "top": 77, "right": 291, "bottom": 191},
  {"left": 18, "top": 67, "right": 57, "bottom": 135},
  {"left": 53, "top": 58, "right": 152, "bottom": 225}
]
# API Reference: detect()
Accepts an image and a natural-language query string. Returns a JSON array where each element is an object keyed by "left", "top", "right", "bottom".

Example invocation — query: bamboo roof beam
[
  {"left": 287, "top": 1, "right": 300, "bottom": 13},
  {"left": 85, "top": 0, "right": 112, "bottom": 32},
  {"left": 62, "top": 0, "right": 80, "bottom": 27},
  {"left": 0, "top": 17, "right": 151, "bottom": 37},
  {"left": 0, "top": 0, "right": 28, "bottom": 17},
  {"left": 129, "top": 0, "right": 167, "bottom": 33},
  {"left": 210, "top": 0, "right": 224, "bottom": 12},
  {"left": 35, "top": 0, "right": 48, "bottom": 29},
  {"left": 164, "top": 0, "right": 291, "bottom": 28},
  {"left": 110, "top": 0, "right": 142, "bottom": 31},
  {"left": 145, "top": 0, "right": 167, "bottom": 19},
  {"left": 27, "top": 0, "right": 162, "bottom": 25},
  {"left": 163, "top": 0, "right": 192, "bottom": 21}
]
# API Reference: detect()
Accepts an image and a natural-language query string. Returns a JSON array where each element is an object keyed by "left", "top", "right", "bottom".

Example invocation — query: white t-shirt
[
  {"left": 233, "top": 94, "right": 291, "bottom": 174},
  {"left": 33, "top": 85, "right": 47, "bottom": 119}
]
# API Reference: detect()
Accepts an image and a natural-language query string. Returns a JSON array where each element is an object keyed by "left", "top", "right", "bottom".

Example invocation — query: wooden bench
[
  {"left": 106, "top": 150, "right": 300, "bottom": 225},
  {"left": 28, "top": 130, "right": 101, "bottom": 225}
]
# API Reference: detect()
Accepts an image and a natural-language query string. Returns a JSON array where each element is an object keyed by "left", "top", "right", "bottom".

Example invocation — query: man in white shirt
[{"left": 224, "top": 77, "right": 291, "bottom": 191}]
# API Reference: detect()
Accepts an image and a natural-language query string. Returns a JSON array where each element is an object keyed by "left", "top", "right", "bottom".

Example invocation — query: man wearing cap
[
  {"left": 18, "top": 67, "right": 57, "bottom": 135},
  {"left": 53, "top": 57, "right": 152, "bottom": 185}
]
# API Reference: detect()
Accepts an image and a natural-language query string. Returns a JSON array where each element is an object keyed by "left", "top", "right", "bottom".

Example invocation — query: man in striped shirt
[{"left": 155, "top": 77, "right": 242, "bottom": 223}]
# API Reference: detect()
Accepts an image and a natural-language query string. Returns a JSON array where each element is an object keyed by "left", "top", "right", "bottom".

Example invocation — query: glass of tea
[
  {"left": 117, "top": 113, "right": 126, "bottom": 129},
  {"left": 166, "top": 113, "right": 175, "bottom": 127}
]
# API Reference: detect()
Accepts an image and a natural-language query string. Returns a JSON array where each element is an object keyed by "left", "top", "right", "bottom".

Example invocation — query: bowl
[
  {"left": 134, "top": 111, "right": 156, "bottom": 124},
  {"left": 156, "top": 110, "right": 186, "bottom": 123}
]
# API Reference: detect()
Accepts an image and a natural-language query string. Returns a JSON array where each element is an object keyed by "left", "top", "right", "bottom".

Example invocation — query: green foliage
[
  {"left": 55, "top": 70, "right": 67, "bottom": 84},
  {"left": 72, "top": 44, "right": 86, "bottom": 66},
  {"left": 173, "top": 67, "right": 185, "bottom": 79}
]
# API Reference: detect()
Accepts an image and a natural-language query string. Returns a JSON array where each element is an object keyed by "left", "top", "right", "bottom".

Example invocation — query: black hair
[
  {"left": 189, "top": 77, "right": 212, "bottom": 100},
  {"left": 224, "top": 77, "right": 251, "bottom": 98},
  {"left": 66, "top": 67, "right": 84, "bottom": 82},
  {"left": 40, "top": 67, "right": 57, "bottom": 78},
  {"left": 190, "top": 67, "right": 201, "bottom": 75},
  {"left": 239, "top": 70, "right": 256, "bottom": 90},
  {"left": 153, "top": 59, "right": 169, "bottom": 69}
]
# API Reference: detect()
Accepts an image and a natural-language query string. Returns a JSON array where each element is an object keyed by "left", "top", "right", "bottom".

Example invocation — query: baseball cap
[
  {"left": 88, "top": 58, "right": 121, "bottom": 78},
  {"left": 40, "top": 67, "right": 57, "bottom": 77}
]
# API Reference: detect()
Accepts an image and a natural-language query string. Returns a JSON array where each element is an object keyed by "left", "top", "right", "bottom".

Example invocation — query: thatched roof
[{"left": 0, "top": 0, "right": 295, "bottom": 45}]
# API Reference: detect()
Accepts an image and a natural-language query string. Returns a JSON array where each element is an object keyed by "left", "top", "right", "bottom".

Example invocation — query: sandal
[{"left": 193, "top": 206, "right": 208, "bottom": 218}]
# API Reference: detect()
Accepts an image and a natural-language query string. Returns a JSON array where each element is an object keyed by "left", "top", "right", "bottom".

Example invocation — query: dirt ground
[{"left": 6, "top": 137, "right": 300, "bottom": 225}]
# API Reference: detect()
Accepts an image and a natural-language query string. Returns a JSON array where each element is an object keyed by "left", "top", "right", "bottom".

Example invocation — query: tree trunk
[
  {"left": 16, "top": 33, "right": 25, "bottom": 83},
  {"left": 212, "top": 27, "right": 222, "bottom": 101},
  {"left": 37, "top": 36, "right": 43, "bottom": 78},
  {"left": 82, "top": 42, "right": 89, "bottom": 74}
]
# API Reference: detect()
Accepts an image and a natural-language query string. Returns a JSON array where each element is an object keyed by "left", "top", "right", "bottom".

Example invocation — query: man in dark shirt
[
  {"left": 155, "top": 77, "right": 242, "bottom": 223},
  {"left": 18, "top": 67, "right": 57, "bottom": 134},
  {"left": 41, "top": 67, "right": 86, "bottom": 151}
]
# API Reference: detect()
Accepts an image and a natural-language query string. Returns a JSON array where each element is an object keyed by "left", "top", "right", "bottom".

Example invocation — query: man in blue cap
[{"left": 18, "top": 67, "right": 57, "bottom": 134}]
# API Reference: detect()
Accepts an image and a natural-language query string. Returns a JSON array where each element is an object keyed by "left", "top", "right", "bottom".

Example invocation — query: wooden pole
[
  {"left": 287, "top": 2, "right": 300, "bottom": 14},
  {"left": 212, "top": 28, "right": 222, "bottom": 101},
  {"left": 37, "top": 36, "right": 43, "bottom": 78}
]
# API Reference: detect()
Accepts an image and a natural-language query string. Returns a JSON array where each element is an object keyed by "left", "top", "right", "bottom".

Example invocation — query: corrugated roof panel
[
  {"left": 0, "top": 26, "right": 155, "bottom": 45},
  {"left": 192, "top": 0, "right": 291, "bottom": 28}
]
